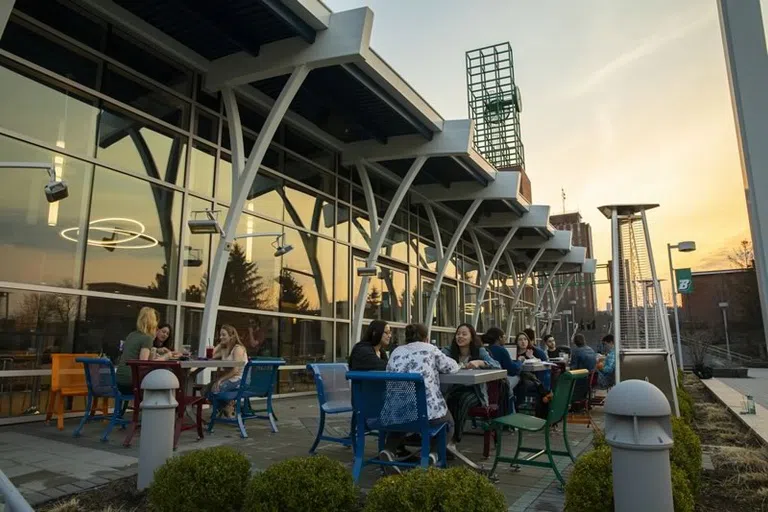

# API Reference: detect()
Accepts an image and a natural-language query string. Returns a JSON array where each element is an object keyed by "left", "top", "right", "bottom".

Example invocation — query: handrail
[
  {"left": 680, "top": 336, "right": 753, "bottom": 364},
  {"left": 0, "top": 470, "right": 34, "bottom": 512}
]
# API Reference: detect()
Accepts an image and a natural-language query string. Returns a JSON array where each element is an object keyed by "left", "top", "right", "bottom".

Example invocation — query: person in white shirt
[{"left": 381, "top": 323, "right": 460, "bottom": 468}]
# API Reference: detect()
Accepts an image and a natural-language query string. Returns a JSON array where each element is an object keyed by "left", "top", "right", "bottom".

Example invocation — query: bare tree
[
  {"left": 688, "top": 330, "right": 714, "bottom": 368},
  {"left": 728, "top": 239, "right": 755, "bottom": 269}
]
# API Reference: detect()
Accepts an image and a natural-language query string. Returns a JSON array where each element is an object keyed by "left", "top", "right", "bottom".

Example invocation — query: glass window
[
  {"left": 338, "top": 179, "right": 350, "bottom": 204},
  {"left": 380, "top": 227, "right": 409, "bottom": 263},
  {"left": 101, "top": 66, "right": 190, "bottom": 129},
  {"left": 220, "top": 209, "right": 281, "bottom": 312},
  {"left": 204, "top": 310, "right": 280, "bottom": 359},
  {"left": 418, "top": 238, "right": 439, "bottom": 272},
  {"left": 284, "top": 127, "right": 335, "bottom": 170},
  {"left": 0, "top": 137, "right": 91, "bottom": 287},
  {"left": 0, "top": 20, "right": 99, "bottom": 88},
  {"left": 0, "top": 66, "right": 99, "bottom": 158},
  {"left": 105, "top": 29, "right": 191, "bottom": 96},
  {"left": 282, "top": 182, "right": 334, "bottom": 238},
  {"left": 279, "top": 228, "right": 334, "bottom": 319},
  {"left": 278, "top": 317, "right": 334, "bottom": 366},
  {"left": 353, "top": 260, "right": 408, "bottom": 324},
  {"left": 336, "top": 205, "right": 350, "bottom": 243},
  {"left": 219, "top": 127, "right": 281, "bottom": 171},
  {"left": 422, "top": 279, "right": 457, "bottom": 327},
  {"left": 14, "top": 0, "right": 106, "bottom": 51},
  {"left": 217, "top": 155, "right": 285, "bottom": 220},
  {"left": 335, "top": 322, "right": 350, "bottom": 360},
  {"left": 350, "top": 212, "right": 372, "bottom": 250},
  {"left": 194, "top": 109, "right": 219, "bottom": 144},
  {"left": 283, "top": 154, "right": 334, "bottom": 194},
  {"left": 83, "top": 167, "right": 182, "bottom": 299},
  {"left": 188, "top": 142, "right": 215, "bottom": 197},
  {"left": 409, "top": 267, "right": 419, "bottom": 323},
  {"left": 335, "top": 244, "right": 349, "bottom": 319},
  {"left": 194, "top": 75, "right": 220, "bottom": 113},
  {"left": 460, "top": 258, "right": 482, "bottom": 286},
  {"left": 351, "top": 185, "right": 366, "bottom": 211},
  {"left": 182, "top": 196, "right": 212, "bottom": 303},
  {"left": 96, "top": 107, "right": 187, "bottom": 187},
  {"left": 233, "top": 101, "right": 266, "bottom": 134},
  {"left": 463, "top": 284, "right": 479, "bottom": 325},
  {"left": 76, "top": 297, "right": 175, "bottom": 360}
]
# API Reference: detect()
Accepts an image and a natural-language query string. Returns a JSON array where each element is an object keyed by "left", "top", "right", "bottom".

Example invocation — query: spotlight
[
  {"left": 357, "top": 267, "right": 377, "bottom": 277},
  {"left": 44, "top": 179, "right": 69, "bottom": 203},
  {"left": 188, "top": 210, "right": 223, "bottom": 235},
  {"left": 274, "top": 244, "right": 293, "bottom": 257}
]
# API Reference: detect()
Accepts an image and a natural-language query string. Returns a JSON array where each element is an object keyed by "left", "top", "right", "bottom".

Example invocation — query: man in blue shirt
[{"left": 570, "top": 334, "right": 597, "bottom": 371}]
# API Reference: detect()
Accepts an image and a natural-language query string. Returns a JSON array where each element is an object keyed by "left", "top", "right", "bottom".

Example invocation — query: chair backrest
[
  {"left": 75, "top": 357, "right": 118, "bottom": 398},
  {"left": 241, "top": 359, "right": 284, "bottom": 397},
  {"left": 548, "top": 369, "right": 589, "bottom": 425},
  {"left": 307, "top": 363, "right": 350, "bottom": 407},
  {"left": 51, "top": 354, "right": 97, "bottom": 391},
  {"left": 346, "top": 371, "right": 428, "bottom": 432}
]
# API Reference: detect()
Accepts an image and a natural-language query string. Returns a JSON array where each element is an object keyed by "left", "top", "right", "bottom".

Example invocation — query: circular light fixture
[{"left": 60, "top": 217, "right": 159, "bottom": 250}]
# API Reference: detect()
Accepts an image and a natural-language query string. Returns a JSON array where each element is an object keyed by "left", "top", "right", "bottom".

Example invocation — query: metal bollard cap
[
  {"left": 604, "top": 379, "right": 671, "bottom": 417},
  {"left": 141, "top": 369, "right": 180, "bottom": 391}
]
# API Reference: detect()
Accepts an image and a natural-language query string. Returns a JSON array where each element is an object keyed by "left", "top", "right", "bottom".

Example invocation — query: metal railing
[
  {"left": 680, "top": 336, "right": 754, "bottom": 365},
  {"left": 0, "top": 470, "right": 34, "bottom": 512}
]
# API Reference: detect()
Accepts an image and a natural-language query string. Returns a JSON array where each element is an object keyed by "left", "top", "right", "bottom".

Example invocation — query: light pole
[
  {"left": 667, "top": 241, "right": 696, "bottom": 368},
  {"left": 719, "top": 302, "right": 732, "bottom": 361},
  {"left": 563, "top": 309, "right": 572, "bottom": 346},
  {"left": 569, "top": 299, "right": 578, "bottom": 342}
]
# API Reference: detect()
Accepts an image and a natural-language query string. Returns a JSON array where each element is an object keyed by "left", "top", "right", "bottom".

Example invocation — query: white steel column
[
  {"left": 198, "top": 66, "right": 309, "bottom": 357},
  {"left": 503, "top": 252, "right": 518, "bottom": 292},
  {"left": 718, "top": 0, "right": 768, "bottom": 354},
  {"left": 472, "top": 227, "right": 519, "bottom": 327},
  {"left": 425, "top": 200, "right": 482, "bottom": 338},
  {"left": 0, "top": 0, "right": 14, "bottom": 38},
  {"left": 549, "top": 274, "right": 575, "bottom": 335},
  {"left": 505, "top": 248, "right": 546, "bottom": 339},
  {"left": 356, "top": 162, "right": 379, "bottom": 232},
  {"left": 611, "top": 208, "right": 622, "bottom": 383},
  {"left": 469, "top": 231, "right": 486, "bottom": 283},
  {"left": 352, "top": 157, "right": 427, "bottom": 343},
  {"left": 534, "top": 261, "right": 564, "bottom": 311}
]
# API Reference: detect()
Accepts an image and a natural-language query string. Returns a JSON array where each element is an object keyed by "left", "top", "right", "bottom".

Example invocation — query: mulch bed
[
  {"left": 685, "top": 376, "right": 768, "bottom": 512},
  {"left": 38, "top": 476, "right": 148, "bottom": 512}
]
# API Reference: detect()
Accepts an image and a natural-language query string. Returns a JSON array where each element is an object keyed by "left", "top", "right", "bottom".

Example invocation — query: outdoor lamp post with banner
[{"left": 668, "top": 241, "right": 696, "bottom": 369}]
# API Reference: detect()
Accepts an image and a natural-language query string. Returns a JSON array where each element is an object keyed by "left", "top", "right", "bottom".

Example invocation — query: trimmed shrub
[
  {"left": 670, "top": 416, "right": 702, "bottom": 496},
  {"left": 671, "top": 463, "right": 695, "bottom": 512},
  {"left": 565, "top": 447, "right": 613, "bottom": 512},
  {"left": 149, "top": 446, "right": 250, "bottom": 512},
  {"left": 364, "top": 467, "right": 506, "bottom": 512},
  {"left": 592, "top": 429, "right": 607, "bottom": 449},
  {"left": 677, "top": 385, "right": 694, "bottom": 424},
  {"left": 244, "top": 455, "right": 358, "bottom": 512}
]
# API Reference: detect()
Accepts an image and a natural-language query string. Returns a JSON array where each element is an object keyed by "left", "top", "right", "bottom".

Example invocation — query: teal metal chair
[{"left": 489, "top": 369, "right": 589, "bottom": 486}]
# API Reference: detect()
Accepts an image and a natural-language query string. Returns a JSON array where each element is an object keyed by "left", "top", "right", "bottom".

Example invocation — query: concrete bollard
[
  {"left": 137, "top": 369, "right": 179, "bottom": 491},
  {"left": 604, "top": 379, "right": 674, "bottom": 512}
]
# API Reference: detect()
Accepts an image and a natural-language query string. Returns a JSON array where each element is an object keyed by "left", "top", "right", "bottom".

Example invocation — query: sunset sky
[{"left": 326, "top": 0, "right": 768, "bottom": 308}]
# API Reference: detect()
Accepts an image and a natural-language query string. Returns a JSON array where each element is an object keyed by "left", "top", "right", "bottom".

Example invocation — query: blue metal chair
[
  {"left": 307, "top": 363, "right": 354, "bottom": 454},
  {"left": 346, "top": 371, "right": 448, "bottom": 483},
  {"left": 73, "top": 358, "right": 133, "bottom": 442},
  {"left": 207, "top": 359, "right": 284, "bottom": 438}
]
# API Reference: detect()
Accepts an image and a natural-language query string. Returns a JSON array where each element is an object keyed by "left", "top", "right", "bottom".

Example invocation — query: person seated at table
[
  {"left": 349, "top": 320, "right": 391, "bottom": 371},
  {"left": 205, "top": 324, "right": 248, "bottom": 418},
  {"left": 571, "top": 334, "right": 597, "bottom": 371},
  {"left": 441, "top": 323, "right": 500, "bottom": 443},
  {"left": 115, "top": 307, "right": 165, "bottom": 396},
  {"left": 597, "top": 335, "right": 616, "bottom": 388},
  {"left": 524, "top": 328, "right": 538, "bottom": 350},
  {"left": 543, "top": 333, "right": 571, "bottom": 360},
  {"left": 484, "top": 327, "right": 523, "bottom": 391},
  {"left": 153, "top": 323, "right": 179, "bottom": 359},
  {"left": 380, "top": 323, "right": 460, "bottom": 470},
  {"left": 514, "top": 332, "right": 552, "bottom": 414}
]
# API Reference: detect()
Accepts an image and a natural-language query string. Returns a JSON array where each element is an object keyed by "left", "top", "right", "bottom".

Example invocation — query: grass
[{"left": 39, "top": 477, "right": 147, "bottom": 512}]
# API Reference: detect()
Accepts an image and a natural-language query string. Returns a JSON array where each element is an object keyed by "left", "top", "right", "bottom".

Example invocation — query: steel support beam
[
  {"left": 352, "top": 157, "right": 427, "bottom": 343},
  {"left": 472, "top": 227, "right": 519, "bottom": 327},
  {"left": 718, "top": 0, "right": 768, "bottom": 355},
  {"left": 198, "top": 65, "right": 309, "bottom": 357},
  {"left": 424, "top": 200, "right": 483, "bottom": 338},
  {"left": 424, "top": 204, "right": 444, "bottom": 262},
  {"left": 505, "top": 247, "right": 546, "bottom": 339},
  {"left": 411, "top": 172, "right": 521, "bottom": 203},
  {"left": 355, "top": 162, "right": 378, "bottom": 232},
  {"left": 469, "top": 231, "right": 486, "bottom": 283},
  {"left": 547, "top": 274, "right": 576, "bottom": 333},
  {"left": 535, "top": 261, "right": 564, "bottom": 311},
  {"left": 0, "top": 0, "right": 13, "bottom": 37}
]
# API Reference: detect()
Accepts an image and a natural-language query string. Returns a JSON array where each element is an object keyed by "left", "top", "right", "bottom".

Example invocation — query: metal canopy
[
  {"left": 252, "top": 65, "right": 434, "bottom": 144},
  {"left": 112, "top": 0, "right": 316, "bottom": 60},
  {"left": 598, "top": 204, "right": 659, "bottom": 219}
]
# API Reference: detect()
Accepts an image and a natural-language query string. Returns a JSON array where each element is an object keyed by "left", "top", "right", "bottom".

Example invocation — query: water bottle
[{"left": 747, "top": 395, "right": 756, "bottom": 414}]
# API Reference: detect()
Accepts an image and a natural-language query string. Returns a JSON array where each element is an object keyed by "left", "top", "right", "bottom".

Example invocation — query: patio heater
[{"left": 598, "top": 204, "right": 680, "bottom": 416}]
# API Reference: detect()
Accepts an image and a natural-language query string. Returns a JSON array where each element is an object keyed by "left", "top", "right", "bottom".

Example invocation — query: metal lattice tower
[{"left": 465, "top": 43, "right": 524, "bottom": 168}]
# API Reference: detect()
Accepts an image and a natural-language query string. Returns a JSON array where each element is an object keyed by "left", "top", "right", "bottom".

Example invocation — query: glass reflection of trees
[{"left": 354, "top": 261, "right": 407, "bottom": 324}]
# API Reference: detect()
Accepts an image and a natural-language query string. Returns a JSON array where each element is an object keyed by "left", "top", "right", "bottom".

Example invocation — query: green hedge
[
  {"left": 670, "top": 416, "right": 702, "bottom": 496},
  {"left": 364, "top": 467, "right": 506, "bottom": 512},
  {"left": 150, "top": 446, "right": 251, "bottom": 512},
  {"left": 671, "top": 463, "right": 695, "bottom": 512},
  {"left": 244, "top": 456, "right": 359, "bottom": 512}
]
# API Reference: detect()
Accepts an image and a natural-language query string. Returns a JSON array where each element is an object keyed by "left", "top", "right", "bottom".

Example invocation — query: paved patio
[{"left": 0, "top": 397, "right": 601, "bottom": 511}]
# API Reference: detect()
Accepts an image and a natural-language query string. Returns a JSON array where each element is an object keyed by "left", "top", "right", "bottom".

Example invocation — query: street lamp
[
  {"left": 563, "top": 309, "right": 573, "bottom": 346},
  {"left": 719, "top": 302, "right": 732, "bottom": 361},
  {"left": 668, "top": 241, "right": 696, "bottom": 368}
]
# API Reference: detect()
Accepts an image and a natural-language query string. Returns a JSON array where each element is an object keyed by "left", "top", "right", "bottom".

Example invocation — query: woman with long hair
[
  {"left": 348, "top": 319, "right": 391, "bottom": 371},
  {"left": 514, "top": 332, "right": 553, "bottom": 417},
  {"left": 441, "top": 323, "right": 500, "bottom": 443},
  {"left": 153, "top": 323, "right": 174, "bottom": 353},
  {"left": 116, "top": 307, "right": 162, "bottom": 395},
  {"left": 206, "top": 324, "right": 248, "bottom": 418}
]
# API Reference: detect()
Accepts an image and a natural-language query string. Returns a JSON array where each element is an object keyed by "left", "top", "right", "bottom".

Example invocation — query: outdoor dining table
[{"left": 123, "top": 358, "right": 245, "bottom": 449}]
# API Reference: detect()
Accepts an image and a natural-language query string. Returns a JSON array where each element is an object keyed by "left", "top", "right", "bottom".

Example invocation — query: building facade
[
  {"left": 549, "top": 212, "right": 597, "bottom": 327},
  {"left": 0, "top": 0, "right": 594, "bottom": 420}
]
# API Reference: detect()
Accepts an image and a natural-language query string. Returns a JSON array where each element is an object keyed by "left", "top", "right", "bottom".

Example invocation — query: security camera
[
  {"left": 357, "top": 267, "right": 377, "bottom": 277},
  {"left": 44, "top": 179, "right": 68, "bottom": 203}
]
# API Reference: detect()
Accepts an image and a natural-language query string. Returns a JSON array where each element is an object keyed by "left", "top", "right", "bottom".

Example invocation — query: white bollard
[
  {"left": 604, "top": 379, "right": 674, "bottom": 512},
  {"left": 137, "top": 369, "right": 179, "bottom": 491}
]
